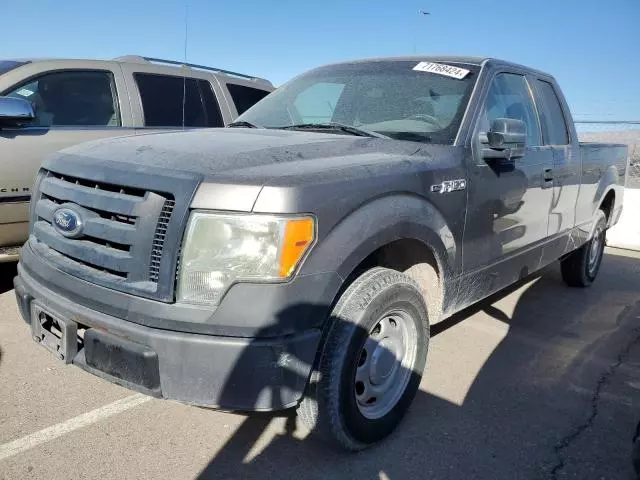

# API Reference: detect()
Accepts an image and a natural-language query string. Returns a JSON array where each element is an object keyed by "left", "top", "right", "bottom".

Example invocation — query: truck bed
[
  {"left": 576, "top": 142, "right": 629, "bottom": 227},
  {"left": 579, "top": 142, "right": 629, "bottom": 184}
]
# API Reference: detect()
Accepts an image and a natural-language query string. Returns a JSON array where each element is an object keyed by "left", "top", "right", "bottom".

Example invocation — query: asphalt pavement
[{"left": 1, "top": 248, "right": 639, "bottom": 479}]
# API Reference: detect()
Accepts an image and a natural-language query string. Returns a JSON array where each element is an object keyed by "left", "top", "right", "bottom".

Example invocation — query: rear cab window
[
  {"left": 535, "top": 80, "right": 569, "bottom": 145},
  {"left": 134, "top": 73, "right": 224, "bottom": 127},
  {"left": 226, "top": 83, "right": 270, "bottom": 115}
]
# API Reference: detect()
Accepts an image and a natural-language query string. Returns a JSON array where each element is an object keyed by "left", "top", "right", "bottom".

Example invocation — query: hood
[{"left": 48, "top": 128, "right": 428, "bottom": 185}]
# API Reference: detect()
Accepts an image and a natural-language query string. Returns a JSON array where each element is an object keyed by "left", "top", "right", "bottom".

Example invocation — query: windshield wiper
[
  {"left": 227, "top": 120, "right": 259, "bottom": 129},
  {"left": 277, "top": 122, "right": 390, "bottom": 139},
  {"left": 386, "top": 131, "right": 433, "bottom": 143}
]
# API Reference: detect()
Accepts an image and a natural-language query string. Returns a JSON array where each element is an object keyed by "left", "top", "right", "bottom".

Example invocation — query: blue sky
[{"left": 3, "top": 0, "right": 639, "bottom": 121}]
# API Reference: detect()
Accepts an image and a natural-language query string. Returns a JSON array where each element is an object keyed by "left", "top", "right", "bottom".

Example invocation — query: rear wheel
[
  {"left": 298, "top": 267, "right": 429, "bottom": 451},
  {"left": 634, "top": 424, "right": 640, "bottom": 479},
  {"left": 561, "top": 210, "right": 607, "bottom": 287}
]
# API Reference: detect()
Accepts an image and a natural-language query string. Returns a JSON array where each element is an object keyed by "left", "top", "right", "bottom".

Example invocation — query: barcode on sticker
[
  {"left": 413, "top": 62, "right": 470, "bottom": 80},
  {"left": 16, "top": 88, "right": 34, "bottom": 97}
]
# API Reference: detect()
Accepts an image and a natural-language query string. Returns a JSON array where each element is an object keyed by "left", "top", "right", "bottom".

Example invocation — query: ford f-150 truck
[
  {"left": 14, "top": 56, "right": 628, "bottom": 451},
  {"left": 0, "top": 55, "right": 274, "bottom": 262}
]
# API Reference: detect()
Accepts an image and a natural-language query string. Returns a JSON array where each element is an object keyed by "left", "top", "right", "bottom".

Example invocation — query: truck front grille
[
  {"left": 149, "top": 200, "right": 175, "bottom": 283},
  {"left": 29, "top": 165, "right": 199, "bottom": 302}
]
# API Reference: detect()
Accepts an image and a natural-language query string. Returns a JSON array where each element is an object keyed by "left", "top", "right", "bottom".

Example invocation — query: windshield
[
  {"left": 237, "top": 60, "right": 479, "bottom": 144},
  {"left": 0, "top": 60, "right": 29, "bottom": 76}
]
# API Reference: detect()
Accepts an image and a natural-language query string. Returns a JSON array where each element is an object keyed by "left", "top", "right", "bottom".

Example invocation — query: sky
[{"left": 3, "top": 0, "right": 639, "bottom": 122}]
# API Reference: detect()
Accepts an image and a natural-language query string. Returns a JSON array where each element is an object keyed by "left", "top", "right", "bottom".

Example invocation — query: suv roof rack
[{"left": 113, "top": 55, "right": 263, "bottom": 81}]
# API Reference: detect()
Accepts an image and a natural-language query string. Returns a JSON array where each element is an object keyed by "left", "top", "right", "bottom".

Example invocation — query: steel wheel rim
[
  {"left": 588, "top": 225, "right": 604, "bottom": 276},
  {"left": 354, "top": 309, "right": 418, "bottom": 420}
]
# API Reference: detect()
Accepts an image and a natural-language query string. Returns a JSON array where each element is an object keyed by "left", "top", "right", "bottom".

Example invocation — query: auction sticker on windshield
[
  {"left": 413, "top": 62, "right": 470, "bottom": 80},
  {"left": 16, "top": 88, "right": 34, "bottom": 97}
]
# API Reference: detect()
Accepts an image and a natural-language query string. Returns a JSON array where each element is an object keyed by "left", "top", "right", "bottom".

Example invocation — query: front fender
[{"left": 300, "top": 194, "right": 458, "bottom": 283}]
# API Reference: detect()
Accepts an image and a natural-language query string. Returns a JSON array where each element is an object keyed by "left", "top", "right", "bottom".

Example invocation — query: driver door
[{"left": 462, "top": 71, "right": 554, "bottom": 296}]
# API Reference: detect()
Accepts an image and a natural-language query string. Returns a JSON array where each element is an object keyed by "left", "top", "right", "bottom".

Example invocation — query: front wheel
[
  {"left": 561, "top": 209, "right": 607, "bottom": 287},
  {"left": 298, "top": 267, "right": 429, "bottom": 451}
]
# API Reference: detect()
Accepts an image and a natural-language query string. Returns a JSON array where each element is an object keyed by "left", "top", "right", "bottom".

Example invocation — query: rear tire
[
  {"left": 561, "top": 210, "right": 607, "bottom": 287},
  {"left": 298, "top": 267, "right": 429, "bottom": 451},
  {"left": 633, "top": 425, "right": 640, "bottom": 479}
]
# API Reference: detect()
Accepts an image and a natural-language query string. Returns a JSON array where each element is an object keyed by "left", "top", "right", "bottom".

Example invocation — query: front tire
[
  {"left": 634, "top": 427, "right": 640, "bottom": 479},
  {"left": 298, "top": 267, "right": 429, "bottom": 451},
  {"left": 561, "top": 209, "right": 607, "bottom": 287}
]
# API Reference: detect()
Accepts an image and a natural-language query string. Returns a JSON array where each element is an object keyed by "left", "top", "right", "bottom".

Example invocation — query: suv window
[
  {"left": 480, "top": 73, "right": 541, "bottom": 147},
  {"left": 0, "top": 60, "right": 29, "bottom": 76},
  {"left": 5, "top": 70, "right": 120, "bottom": 127},
  {"left": 226, "top": 83, "right": 270, "bottom": 115},
  {"left": 535, "top": 80, "right": 569, "bottom": 145},
  {"left": 134, "top": 74, "right": 224, "bottom": 127}
]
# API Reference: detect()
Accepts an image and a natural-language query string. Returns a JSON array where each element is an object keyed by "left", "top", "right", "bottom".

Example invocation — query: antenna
[
  {"left": 184, "top": 4, "right": 189, "bottom": 64},
  {"left": 182, "top": 3, "right": 189, "bottom": 129}
]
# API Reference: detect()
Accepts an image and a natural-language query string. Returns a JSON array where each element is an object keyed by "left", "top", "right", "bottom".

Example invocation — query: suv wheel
[
  {"left": 298, "top": 267, "right": 429, "bottom": 451},
  {"left": 561, "top": 209, "right": 607, "bottom": 287}
]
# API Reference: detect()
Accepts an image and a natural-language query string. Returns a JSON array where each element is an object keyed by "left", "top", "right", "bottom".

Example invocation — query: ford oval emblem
[{"left": 53, "top": 207, "right": 83, "bottom": 238}]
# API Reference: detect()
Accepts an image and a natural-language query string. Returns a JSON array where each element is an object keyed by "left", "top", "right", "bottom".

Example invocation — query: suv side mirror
[
  {"left": 481, "top": 118, "right": 526, "bottom": 160},
  {"left": 0, "top": 97, "right": 35, "bottom": 128}
]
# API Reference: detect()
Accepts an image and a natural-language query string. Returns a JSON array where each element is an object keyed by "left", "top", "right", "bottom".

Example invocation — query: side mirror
[
  {"left": 481, "top": 118, "right": 526, "bottom": 160},
  {"left": 0, "top": 97, "right": 35, "bottom": 128}
]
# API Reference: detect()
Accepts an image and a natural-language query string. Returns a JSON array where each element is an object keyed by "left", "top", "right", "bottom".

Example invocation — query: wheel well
[
  {"left": 600, "top": 191, "right": 615, "bottom": 225},
  {"left": 339, "top": 239, "right": 443, "bottom": 323}
]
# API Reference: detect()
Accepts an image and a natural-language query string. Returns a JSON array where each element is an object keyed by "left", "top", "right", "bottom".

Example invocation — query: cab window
[
  {"left": 535, "top": 80, "right": 569, "bottom": 145},
  {"left": 134, "top": 73, "right": 224, "bottom": 128},
  {"left": 480, "top": 73, "right": 541, "bottom": 147},
  {"left": 226, "top": 83, "right": 270, "bottom": 115},
  {"left": 5, "top": 70, "right": 120, "bottom": 127}
]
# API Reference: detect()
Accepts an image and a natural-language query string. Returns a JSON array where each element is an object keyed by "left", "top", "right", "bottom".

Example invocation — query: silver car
[{"left": 0, "top": 55, "right": 274, "bottom": 261}]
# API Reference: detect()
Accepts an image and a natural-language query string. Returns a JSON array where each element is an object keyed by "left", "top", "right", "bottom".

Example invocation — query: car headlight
[{"left": 177, "top": 211, "right": 315, "bottom": 305}]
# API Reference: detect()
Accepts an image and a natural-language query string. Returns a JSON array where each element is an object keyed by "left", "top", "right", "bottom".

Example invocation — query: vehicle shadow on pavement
[
  {"left": 0, "top": 261, "right": 17, "bottom": 368},
  {"left": 198, "top": 250, "right": 640, "bottom": 480},
  {"left": 0, "top": 261, "right": 18, "bottom": 296}
]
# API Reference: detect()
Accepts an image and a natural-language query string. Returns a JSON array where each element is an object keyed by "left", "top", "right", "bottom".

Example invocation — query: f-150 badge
[{"left": 431, "top": 179, "right": 467, "bottom": 194}]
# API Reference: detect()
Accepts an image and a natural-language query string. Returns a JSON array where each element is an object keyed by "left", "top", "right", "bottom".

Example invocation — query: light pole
[{"left": 414, "top": 9, "right": 430, "bottom": 54}]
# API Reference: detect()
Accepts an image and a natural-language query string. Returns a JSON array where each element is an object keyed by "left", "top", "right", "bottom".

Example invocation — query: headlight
[{"left": 177, "top": 212, "right": 315, "bottom": 305}]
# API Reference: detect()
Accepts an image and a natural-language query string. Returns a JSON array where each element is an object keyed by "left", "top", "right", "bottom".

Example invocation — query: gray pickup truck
[
  {"left": 0, "top": 55, "right": 274, "bottom": 261},
  {"left": 14, "top": 56, "right": 628, "bottom": 451}
]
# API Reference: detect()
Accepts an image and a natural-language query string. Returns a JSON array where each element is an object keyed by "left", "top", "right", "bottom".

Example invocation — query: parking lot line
[{"left": 0, "top": 394, "right": 151, "bottom": 462}]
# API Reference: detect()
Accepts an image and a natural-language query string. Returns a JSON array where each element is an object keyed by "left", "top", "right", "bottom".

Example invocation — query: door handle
[{"left": 542, "top": 168, "right": 554, "bottom": 189}]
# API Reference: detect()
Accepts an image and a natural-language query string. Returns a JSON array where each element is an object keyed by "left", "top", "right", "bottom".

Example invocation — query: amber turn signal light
[{"left": 279, "top": 217, "right": 315, "bottom": 277}]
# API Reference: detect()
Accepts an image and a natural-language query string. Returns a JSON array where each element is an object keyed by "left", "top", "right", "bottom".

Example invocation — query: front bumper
[
  {"left": 19, "top": 240, "right": 340, "bottom": 337},
  {"left": 15, "top": 249, "right": 329, "bottom": 411}
]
